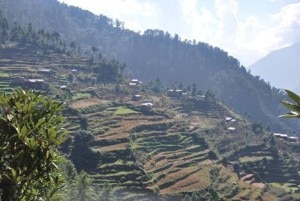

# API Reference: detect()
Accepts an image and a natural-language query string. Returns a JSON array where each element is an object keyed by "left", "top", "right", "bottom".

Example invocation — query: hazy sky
[{"left": 57, "top": 0, "right": 300, "bottom": 66}]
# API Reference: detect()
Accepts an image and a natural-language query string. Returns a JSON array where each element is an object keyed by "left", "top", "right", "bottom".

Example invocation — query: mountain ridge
[
  {"left": 250, "top": 42, "right": 300, "bottom": 94},
  {"left": 0, "top": 0, "right": 299, "bottom": 132}
]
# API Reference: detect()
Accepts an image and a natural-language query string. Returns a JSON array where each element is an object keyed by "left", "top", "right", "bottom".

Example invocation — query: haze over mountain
[
  {"left": 1, "top": 0, "right": 300, "bottom": 132},
  {"left": 250, "top": 42, "right": 300, "bottom": 94}
]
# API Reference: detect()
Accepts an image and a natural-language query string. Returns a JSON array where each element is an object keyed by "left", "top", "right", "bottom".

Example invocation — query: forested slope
[{"left": 0, "top": 0, "right": 299, "bottom": 132}]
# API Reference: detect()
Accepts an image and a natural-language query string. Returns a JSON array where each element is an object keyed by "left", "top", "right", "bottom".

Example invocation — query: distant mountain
[
  {"left": 250, "top": 42, "right": 300, "bottom": 94},
  {"left": 1, "top": 0, "right": 299, "bottom": 132}
]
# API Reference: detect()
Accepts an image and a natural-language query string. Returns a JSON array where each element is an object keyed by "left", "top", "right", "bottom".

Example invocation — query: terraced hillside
[
  {"left": 67, "top": 93, "right": 300, "bottom": 200},
  {"left": 1, "top": 42, "right": 300, "bottom": 200}
]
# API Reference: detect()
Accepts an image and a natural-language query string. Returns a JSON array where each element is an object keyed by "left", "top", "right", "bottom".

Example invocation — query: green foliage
[
  {"left": 67, "top": 171, "right": 97, "bottom": 201},
  {"left": 251, "top": 123, "right": 263, "bottom": 135},
  {"left": 93, "top": 58, "right": 125, "bottom": 84},
  {"left": 79, "top": 116, "right": 89, "bottom": 130},
  {"left": 69, "top": 130, "right": 99, "bottom": 171},
  {"left": 0, "top": 89, "right": 66, "bottom": 200},
  {"left": 144, "top": 78, "right": 163, "bottom": 93},
  {"left": 280, "top": 89, "right": 300, "bottom": 118},
  {"left": 0, "top": 11, "right": 9, "bottom": 43}
]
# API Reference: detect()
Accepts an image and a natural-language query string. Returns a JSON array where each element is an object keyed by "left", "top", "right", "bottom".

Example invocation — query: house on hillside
[
  {"left": 129, "top": 79, "right": 142, "bottom": 86},
  {"left": 140, "top": 101, "right": 153, "bottom": 111},
  {"left": 37, "top": 68, "right": 52, "bottom": 74},
  {"left": 140, "top": 102, "right": 153, "bottom": 109},
  {"left": 227, "top": 127, "right": 236, "bottom": 132},
  {"left": 132, "top": 94, "right": 142, "bottom": 101},
  {"left": 141, "top": 102, "right": 153, "bottom": 107},
  {"left": 71, "top": 68, "right": 78, "bottom": 73},
  {"left": 167, "top": 89, "right": 183, "bottom": 97},
  {"left": 129, "top": 79, "right": 142, "bottom": 92},
  {"left": 225, "top": 117, "right": 232, "bottom": 121},
  {"left": 273, "top": 133, "right": 288, "bottom": 140},
  {"left": 288, "top": 136, "right": 298, "bottom": 143},
  {"left": 27, "top": 79, "right": 48, "bottom": 89},
  {"left": 11, "top": 77, "right": 48, "bottom": 90},
  {"left": 274, "top": 133, "right": 299, "bottom": 143}
]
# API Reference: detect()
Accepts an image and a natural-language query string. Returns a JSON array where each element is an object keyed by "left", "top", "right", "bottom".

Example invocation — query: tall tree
[{"left": 0, "top": 11, "right": 9, "bottom": 43}]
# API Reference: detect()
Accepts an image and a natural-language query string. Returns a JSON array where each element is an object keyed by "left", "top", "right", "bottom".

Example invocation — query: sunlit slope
[
  {"left": 68, "top": 94, "right": 300, "bottom": 200},
  {"left": 1, "top": 40, "right": 300, "bottom": 200}
]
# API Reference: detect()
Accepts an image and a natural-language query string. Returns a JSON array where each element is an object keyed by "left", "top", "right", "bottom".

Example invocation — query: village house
[
  {"left": 140, "top": 102, "right": 153, "bottom": 110},
  {"left": 71, "top": 68, "right": 78, "bottom": 73},
  {"left": 140, "top": 99, "right": 153, "bottom": 110},
  {"left": 129, "top": 79, "right": 142, "bottom": 91},
  {"left": 132, "top": 94, "right": 142, "bottom": 101},
  {"left": 167, "top": 89, "right": 183, "bottom": 97},
  {"left": 288, "top": 136, "right": 298, "bottom": 143},
  {"left": 273, "top": 133, "right": 299, "bottom": 143},
  {"left": 11, "top": 76, "right": 48, "bottom": 90},
  {"left": 129, "top": 79, "right": 142, "bottom": 86},
  {"left": 273, "top": 133, "right": 288, "bottom": 140},
  {"left": 27, "top": 79, "right": 48, "bottom": 89},
  {"left": 227, "top": 127, "right": 236, "bottom": 132},
  {"left": 225, "top": 117, "right": 232, "bottom": 121},
  {"left": 37, "top": 68, "right": 52, "bottom": 74}
]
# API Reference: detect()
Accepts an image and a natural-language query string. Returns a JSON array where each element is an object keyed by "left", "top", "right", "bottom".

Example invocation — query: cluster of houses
[
  {"left": 129, "top": 79, "right": 192, "bottom": 110},
  {"left": 10, "top": 67, "right": 78, "bottom": 91},
  {"left": 224, "top": 117, "right": 299, "bottom": 143},
  {"left": 167, "top": 89, "right": 187, "bottom": 97},
  {"left": 273, "top": 133, "right": 298, "bottom": 143},
  {"left": 225, "top": 116, "right": 237, "bottom": 132},
  {"left": 11, "top": 76, "right": 48, "bottom": 90},
  {"left": 129, "top": 79, "right": 142, "bottom": 92},
  {"left": 129, "top": 79, "right": 153, "bottom": 109}
]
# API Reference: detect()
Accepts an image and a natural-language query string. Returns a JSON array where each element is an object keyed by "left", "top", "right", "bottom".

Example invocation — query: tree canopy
[{"left": 0, "top": 89, "right": 66, "bottom": 200}]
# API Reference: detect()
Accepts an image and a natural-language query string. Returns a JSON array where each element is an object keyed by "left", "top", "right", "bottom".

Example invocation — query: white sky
[{"left": 57, "top": 0, "right": 300, "bottom": 66}]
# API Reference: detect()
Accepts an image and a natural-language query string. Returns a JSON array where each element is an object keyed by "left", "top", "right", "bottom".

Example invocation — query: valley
[
  {"left": 1, "top": 43, "right": 300, "bottom": 200},
  {"left": 1, "top": 3, "right": 300, "bottom": 200}
]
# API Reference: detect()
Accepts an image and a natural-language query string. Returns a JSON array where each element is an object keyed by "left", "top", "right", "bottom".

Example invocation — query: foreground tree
[
  {"left": 280, "top": 89, "right": 300, "bottom": 118},
  {"left": 0, "top": 89, "right": 66, "bottom": 200}
]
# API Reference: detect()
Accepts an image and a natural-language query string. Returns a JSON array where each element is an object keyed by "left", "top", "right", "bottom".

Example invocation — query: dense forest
[{"left": 0, "top": 0, "right": 299, "bottom": 132}]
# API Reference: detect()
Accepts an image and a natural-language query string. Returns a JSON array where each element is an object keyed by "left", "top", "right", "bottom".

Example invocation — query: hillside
[
  {"left": 1, "top": 35, "right": 300, "bottom": 200},
  {"left": 1, "top": 0, "right": 300, "bottom": 133},
  {"left": 250, "top": 42, "right": 300, "bottom": 94}
]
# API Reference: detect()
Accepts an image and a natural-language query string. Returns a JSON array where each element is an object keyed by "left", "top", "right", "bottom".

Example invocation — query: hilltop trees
[
  {"left": 0, "top": 11, "right": 9, "bottom": 43},
  {"left": 93, "top": 58, "right": 125, "bottom": 84},
  {"left": 0, "top": 89, "right": 66, "bottom": 200},
  {"left": 0, "top": 11, "right": 66, "bottom": 52}
]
